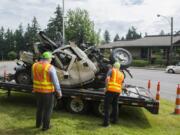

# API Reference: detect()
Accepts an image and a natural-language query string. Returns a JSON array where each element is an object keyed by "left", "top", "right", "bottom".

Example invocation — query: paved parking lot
[
  {"left": 126, "top": 68, "right": 180, "bottom": 101},
  {"left": 0, "top": 61, "right": 16, "bottom": 76}
]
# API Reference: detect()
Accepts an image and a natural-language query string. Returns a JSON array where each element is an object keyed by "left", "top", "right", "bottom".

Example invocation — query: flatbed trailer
[{"left": 0, "top": 81, "right": 159, "bottom": 116}]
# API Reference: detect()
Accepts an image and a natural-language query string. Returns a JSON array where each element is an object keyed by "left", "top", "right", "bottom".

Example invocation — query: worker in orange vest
[
  {"left": 32, "top": 51, "right": 62, "bottom": 131},
  {"left": 103, "top": 62, "right": 124, "bottom": 127}
]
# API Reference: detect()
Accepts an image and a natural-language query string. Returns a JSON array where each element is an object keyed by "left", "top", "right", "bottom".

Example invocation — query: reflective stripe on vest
[
  {"left": 107, "top": 68, "right": 124, "bottom": 93},
  {"left": 32, "top": 62, "right": 55, "bottom": 93}
]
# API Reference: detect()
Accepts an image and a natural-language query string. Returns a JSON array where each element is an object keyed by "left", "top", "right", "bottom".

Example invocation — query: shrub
[
  {"left": 154, "top": 59, "right": 166, "bottom": 65},
  {"left": 132, "top": 60, "right": 149, "bottom": 67},
  {"left": 7, "top": 51, "right": 17, "bottom": 60}
]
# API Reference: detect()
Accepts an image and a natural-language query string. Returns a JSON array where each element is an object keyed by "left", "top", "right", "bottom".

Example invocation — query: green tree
[
  {"left": 104, "top": 30, "right": 110, "bottom": 43},
  {"left": 126, "top": 26, "right": 141, "bottom": 40},
  {"left": 4, "top": 29, "right": 14, "bottom": 54},
  {"left": 113, "top": 34, "right": 120, "bottom": 42},
  {"left": 24, "top": 17, "right": 40, "bottom": 50},
  {"left": 7, "top": 51, "right": 17, "bottom": 60},
  {"left": 46, "top": 5, "right": 63, "bottom": 40},
  {"left": 14, "top": 24, "right": 25, "bottom": 52},
  {"left": 159, "top": 30, "right": 165, "bottom": 35},
  {"left": 0, "top": 27, "right": 5, "bottom": 60},
  {"left": 121, "top": 36, "right": 125, "bottom": 41},
  {"left": 66, "top": 8, "right": 98, "bottom": 46}
]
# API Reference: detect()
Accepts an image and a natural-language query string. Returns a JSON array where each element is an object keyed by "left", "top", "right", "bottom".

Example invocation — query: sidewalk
[{"left": 130, "top": 66, "right": 166, "bottom": 71}]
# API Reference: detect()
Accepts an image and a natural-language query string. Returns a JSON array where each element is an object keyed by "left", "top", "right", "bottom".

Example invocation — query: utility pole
[
  {"left": 62, "top": 0, "right": 65, "bottom": 45},
  {"left": 169, "top": 17, "right": 173, "bottom": 65},
  {"left": 157, "top": 14, "right": 174, "bottom": 65}
]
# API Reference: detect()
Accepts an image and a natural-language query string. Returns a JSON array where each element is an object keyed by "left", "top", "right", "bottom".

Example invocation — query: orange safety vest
[
  {"left": 107, "top": 68, "right": 124, "bottom": 93},
  {"left": 32, "top": 61, "right": 55, "bottom": 93}
]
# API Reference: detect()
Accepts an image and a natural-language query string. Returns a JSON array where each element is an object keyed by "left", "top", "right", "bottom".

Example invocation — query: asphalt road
[
  {"left": 125, "top": 68, "right": 180, "bottom": 101},
  {"left": 0, "top": 61, "right": 179, "bottom": 101},
  {"left": 0, "top": 61, "right": 16, "bottom": 76}
]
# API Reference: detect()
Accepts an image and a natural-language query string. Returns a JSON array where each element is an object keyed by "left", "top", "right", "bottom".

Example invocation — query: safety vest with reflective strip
[
  {"left": 107, "top": 68, "right": 124, "bottom": 93},
  {"left": 32, "top": 61, "right": 55, "bottom": 93}
]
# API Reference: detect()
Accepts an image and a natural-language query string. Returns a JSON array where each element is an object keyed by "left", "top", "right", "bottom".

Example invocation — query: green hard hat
[
  {"left": 113, "top": 62, "right": 121, "bottom": 69},
  {"left": 42, "top": 51, "right": 54, "bottom": 59}
]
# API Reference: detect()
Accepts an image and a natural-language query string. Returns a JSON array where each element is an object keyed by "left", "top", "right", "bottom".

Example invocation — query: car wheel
[
  {"left": 110, "top": 48, "right": 132, "bottom": 69},
  {"left": 66, "top": 98, "right": 87, "bottom": 114},
  {"left": 15, "top": 69, "right": 32, "bottom": 85},
  {"left": 168, "top": 69, "right": 174, "bottom": 73},
  {"left": 93, "top": 101, "right": 112, "bottom": 117}
]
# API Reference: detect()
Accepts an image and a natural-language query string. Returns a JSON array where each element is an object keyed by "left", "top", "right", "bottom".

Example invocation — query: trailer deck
[{"left": 0, "top": 81, "right": 159, "bottom": 115}]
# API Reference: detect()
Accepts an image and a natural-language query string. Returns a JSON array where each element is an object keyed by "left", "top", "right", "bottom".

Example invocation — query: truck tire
[
  {"left": 93, "top": 101, "right": 112, "bottom": 117},
  {"left": 15, "top": 69, "right": 32, "bottom": 85},
  {"left": 110, "top": 48, "right": 132, "bottom": 69},
  {"left": 66, "top": 98, "right": 87, "bottom": 114}
]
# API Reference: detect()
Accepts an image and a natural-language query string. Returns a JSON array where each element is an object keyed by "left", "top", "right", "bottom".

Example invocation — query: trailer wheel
[
  {"left": 15, "top": 69, "right": 32, "bottom": 85},
  {"left": 93, "top": 101, "right": 112, "bottom": 117},
  {"left": 66, "top": 98, "right": 87, "bottom": 114}
]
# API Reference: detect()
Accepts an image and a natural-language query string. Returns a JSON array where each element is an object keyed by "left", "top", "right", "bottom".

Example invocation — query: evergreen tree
[
  {"left": 4, "top": 28, "right": 14, "bottom": 58},
  {"left": 31, "top": 17, "right": 40, "bottom": 42},
  {"left": 121, "top": 36, "right": 125, "bottom": 41},
  {"left": 113, "top": 34, "right": 120, "bottom": 42},
  {"left": 0, "top": 27, "right": 4, "bottom": 39},
  {"left": 0, "top": 27, "right": 5, "bottom": 60},
  {"left": 159, "top": 30, "right": 165, "bottom": 35},
  {"left": 104, "top": 30, "right": 110, "bottom": 43},
  {"left": 46, "top": 5, "right": 63, "bottom": 40},
  {"left": 126, "top": 26, "right": 141, "bottom": 40},
  {"left": 14, "top": 24, "right": 25, "bottom": 52},
  {"left": 24, "top": 17, "right": 40, "bottom": 49}
]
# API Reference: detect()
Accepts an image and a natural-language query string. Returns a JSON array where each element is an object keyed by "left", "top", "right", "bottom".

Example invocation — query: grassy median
[{"left": 0, "top": 91, "right": 179, "bottom": 135}]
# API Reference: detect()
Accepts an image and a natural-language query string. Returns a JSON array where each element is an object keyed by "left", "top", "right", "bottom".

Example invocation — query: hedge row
[{"left": 131, "top": 60, "right": 149, "bottom": 67}]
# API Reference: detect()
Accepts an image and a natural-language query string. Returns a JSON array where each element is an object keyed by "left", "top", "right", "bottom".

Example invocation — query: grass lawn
[{"left": 0, "top": 91, "right": 179, "bottom": 135}]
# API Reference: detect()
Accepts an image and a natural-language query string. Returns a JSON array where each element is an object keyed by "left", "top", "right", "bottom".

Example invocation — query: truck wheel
[
  {"left": 110, "top": 48, "right": 132, "bottom": 69},
  {"left": 15, "top": 70, "right": 32, "bottom": 85},
  {"left": 93, "top": 101, "right": 112, "bottom": 117},
  {"left": 66, "top": 98, "right": 87, "bottom": 114}
]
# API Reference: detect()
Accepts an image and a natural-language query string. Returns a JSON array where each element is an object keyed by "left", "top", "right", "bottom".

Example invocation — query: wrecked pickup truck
[
  {"left": 14, "top": 31, "right": 132, "bottom": 89},
  {"left": 0, "top": 31, "right": 159, "bottom": 116}
]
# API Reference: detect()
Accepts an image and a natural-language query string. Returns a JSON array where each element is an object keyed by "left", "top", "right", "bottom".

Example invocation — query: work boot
[
  {"left": 102, "top": 122, "right": 110, "bottom": 127},
  {"left": 111, "top": 120, "right": 117, "bottom": 124},
  {"left": 42, "top": 125, "right": 52, "bottom": 131},
  {"left": 36, "top": 124, "right": 41, "bottom": 128}
]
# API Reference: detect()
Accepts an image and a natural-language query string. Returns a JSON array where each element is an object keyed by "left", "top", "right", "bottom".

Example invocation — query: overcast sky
[{"left": 0, "top": 0, "right": 180, "bottom": 40}]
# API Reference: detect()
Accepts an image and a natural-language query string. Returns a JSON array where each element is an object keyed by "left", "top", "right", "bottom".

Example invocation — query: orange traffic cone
[
  {"left": 174, "top": 84, "right": 180, "bottom": 114},
  {"left": 156, "top": 81, "right": 160, "bottom": 101},
  {"left": 148, "top": 80, "right": 151, "bottom": 90}
]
